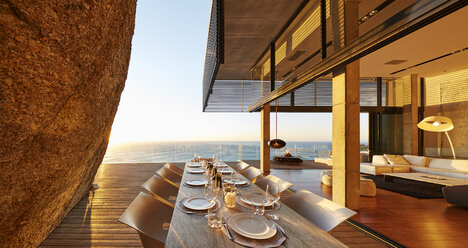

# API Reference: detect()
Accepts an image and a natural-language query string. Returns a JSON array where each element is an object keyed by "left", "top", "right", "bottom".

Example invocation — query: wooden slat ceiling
[{"left": 217, "top": 0, "right": 305, "bottom": 80}]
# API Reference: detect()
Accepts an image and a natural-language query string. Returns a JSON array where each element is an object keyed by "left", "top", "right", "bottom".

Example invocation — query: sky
[{"left": 107, "top": 0, "right": 368, "bottom": 146}]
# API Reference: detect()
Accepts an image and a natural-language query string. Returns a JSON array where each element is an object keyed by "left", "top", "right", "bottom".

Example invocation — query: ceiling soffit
[{"left": 217, "top": 0, "right": 305, "bottom": 80}]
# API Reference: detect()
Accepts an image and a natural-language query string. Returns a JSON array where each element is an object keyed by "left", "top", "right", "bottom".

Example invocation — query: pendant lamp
[{"left": 268, "top": 100, "right": 286, "bottom": 149}]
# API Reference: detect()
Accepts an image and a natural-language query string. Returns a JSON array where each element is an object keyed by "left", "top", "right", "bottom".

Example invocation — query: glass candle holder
[{"left": 223, "top": 183, "right": 237, "bottom": 208}]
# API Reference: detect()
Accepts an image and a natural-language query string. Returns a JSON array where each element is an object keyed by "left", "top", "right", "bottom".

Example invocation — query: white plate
[
  {"left": 188, "top": 168, "right": 204, "bottom": 174},
  {"left": 186, "top": 179, "right": 207, "bottom": 186},
  {"left": 240, "top": 194, "right": 273, "bottom": 207},
  {"left": 183, "top": 196, "right": 215, "bottom": 210},
  {"left": 224, "top": 179, "right": 248, "bottom": 186},
  {"left": 228, "top": 213, "right": 277, "bottom": 239},
  {"left": 214, "top": 163, "right": 227, "bottom": 168},
  {"left": 187, "top": 163, "right": 202, "bottom": 167},
  {"left": 218, "top": 169, "right": 234, "bottom": 174}
]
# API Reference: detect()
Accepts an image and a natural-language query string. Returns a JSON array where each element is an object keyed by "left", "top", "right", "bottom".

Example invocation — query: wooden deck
[
  {"left": 39, "top": 163, "right": 162, "bottom": 247},
  {"left": 40, "top": 162, "right": 468, "bottom": 247}
]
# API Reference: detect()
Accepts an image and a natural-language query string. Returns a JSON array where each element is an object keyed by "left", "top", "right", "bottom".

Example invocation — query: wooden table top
[{"left": 165, "top": 163, "right": 347, "bottom": 248}]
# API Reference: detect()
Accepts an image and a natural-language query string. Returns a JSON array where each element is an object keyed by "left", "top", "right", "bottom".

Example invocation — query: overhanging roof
[
  {"left": 202, "top": 0, "right": 468, "bottom": 113},
  {"left": 218, "top": 0, "right": 307, "bottom": 80}
]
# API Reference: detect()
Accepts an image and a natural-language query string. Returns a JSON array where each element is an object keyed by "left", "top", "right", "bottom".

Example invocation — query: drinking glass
[
  {"left": 229, "top": 171, "right": 238, "bottom": 182},
  {"left": 204, "top": 182, "right": 219, "bottom": 228},
  {"left": 265, "top": 185, "right": 280, "bottom": 220}
]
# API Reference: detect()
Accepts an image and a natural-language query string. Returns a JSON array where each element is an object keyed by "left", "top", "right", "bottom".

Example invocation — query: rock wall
[{"left": 0, "top": 1, "right": 137, "bottom": 247}]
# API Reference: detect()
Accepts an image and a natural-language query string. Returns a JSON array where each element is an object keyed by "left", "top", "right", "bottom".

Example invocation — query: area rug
[
  {"left": 363, "top": 175, "right": 444, "bottom": 198},
  {"left": 240, "top": 160, "right": 331, "bottom": 170}
]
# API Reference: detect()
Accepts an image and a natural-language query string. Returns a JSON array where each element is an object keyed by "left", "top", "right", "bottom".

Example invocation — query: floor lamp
[{"left": 417, "top": 116, "right": 456, "bottom": 159}]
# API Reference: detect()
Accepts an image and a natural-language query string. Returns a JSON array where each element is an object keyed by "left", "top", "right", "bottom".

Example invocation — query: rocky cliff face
[{"left": 0, "top": 1, "right": 137, "bottom": 247}]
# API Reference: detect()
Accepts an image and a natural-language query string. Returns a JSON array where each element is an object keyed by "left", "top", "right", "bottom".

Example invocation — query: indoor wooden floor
[
  {"left": 40, "top": 163, "right": 468, "bottom": 247},
  {"left": 271, "top": 169, "right": 468, "bottom": 248}
]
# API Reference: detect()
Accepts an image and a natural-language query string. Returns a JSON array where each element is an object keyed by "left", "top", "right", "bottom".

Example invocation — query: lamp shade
[{"left": 417, "top": 116, "right": 454, "bottom": 132}]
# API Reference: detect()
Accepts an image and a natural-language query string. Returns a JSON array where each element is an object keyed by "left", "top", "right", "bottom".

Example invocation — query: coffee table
[{"left": 382, "top": 172, "right": 468, "bottom": 187}]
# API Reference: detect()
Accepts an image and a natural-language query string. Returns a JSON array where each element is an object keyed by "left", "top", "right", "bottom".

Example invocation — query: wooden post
[
  {"left": 411, "top": 74, "right": 419, "bottom": 155},
  {"left": 261, "top": 104, "right": 271, "bottom": 174},
  {"left": 332, "top": 0, "right": 360, "bottom": 210}
]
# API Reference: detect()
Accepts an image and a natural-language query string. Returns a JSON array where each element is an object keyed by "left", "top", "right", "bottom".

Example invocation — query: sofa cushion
[
  {"left": 372, "top": 155, "right": 389, "bottom": 165},
  {"left": 428, "top": 158, "right": 468, "bottom": 172},
  {"left": 391, "top": 165, "right": 411, "bottom": 173},
  {"left": 384, "top": 154, "right": 410, "bottom": 165},
  {"left": 360, "top": 163, "right": 392, "bottom": 175},
  {"left": 403, "top": 155, "right": 427, "bottom": 167}
]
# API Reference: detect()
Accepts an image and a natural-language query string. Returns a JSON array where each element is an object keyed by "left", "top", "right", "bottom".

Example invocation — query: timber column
[
  {"left": 411, "top": 74, "right": 419, "bottom": 155},
  {"left": 332, "top": 0, "right": 360, "bottom": 210},
  {"left": 261, "top": 104, "right": 271, "bottom": 174}
]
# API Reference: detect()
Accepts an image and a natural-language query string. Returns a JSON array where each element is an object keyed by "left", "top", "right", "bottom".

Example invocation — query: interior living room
[{"left": 202, "top": 0, "right": 468, "bottom": 247}]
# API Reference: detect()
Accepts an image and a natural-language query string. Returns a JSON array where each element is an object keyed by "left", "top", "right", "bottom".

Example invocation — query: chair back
[
  {"left": 156, "top": 167, "right": 182, "bottom": 186},
  {"left": 239, "top": 166, "right": 263, "bottom": 183},
  {"left": 254, "top": 174, "right": 293, "bottom": 194},
  {"left": 231, "top": 161, "right": 251, "bottom": 172},
  {"left": 119, "top": 192, "right": 174, "bottom": 248},
  {"left": 142, "top": 175, "right": 179, "bottom": 206},
  {"left": 282, "top": 190, "right": 356, "bottom": 232},
  {"left": 164, "top": 163, "right": 184, "bottom": 176}
]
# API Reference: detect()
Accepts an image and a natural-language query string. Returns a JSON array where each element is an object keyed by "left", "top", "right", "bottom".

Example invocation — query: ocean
[{"left": 103, "top": 141, "right": 333, "bottom": 163}]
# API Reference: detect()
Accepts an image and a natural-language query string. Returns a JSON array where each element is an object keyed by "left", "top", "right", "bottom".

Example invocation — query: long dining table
[{"left": 165, "top": 162, "right": 347, "bottom": 248}]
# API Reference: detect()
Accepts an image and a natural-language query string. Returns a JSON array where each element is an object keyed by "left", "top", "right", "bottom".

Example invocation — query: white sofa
[
  {"left": 360, "top": 155, "right": 411, "bottom": 175},
  {"left": 360, "top": 154, "right": 468, "bottom": 180}
]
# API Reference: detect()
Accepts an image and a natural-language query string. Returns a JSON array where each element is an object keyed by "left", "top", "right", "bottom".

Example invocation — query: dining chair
[
  {"left": 141, "top": 175, "right": 179, "bottom": 207},
  {"left": 231, "top": 161, "right": 251, "bottom": 172},
  {"left": 164, "top": 163, "right": 184, "bottom": 176},
  {"left": 156, "top": 166, "right": 182, "bottom": 187},
  {"left": 119, "top": 192, "right": 174, "bottom": 248},
  {"left": 239, "top": 166, "right": 263, "bottom": 183},
  {"left": 254, "top": 174, "right": 293, "bottom": 194},
  {"left": 281, "top": 190, "right": 357, "bottom": 232}
]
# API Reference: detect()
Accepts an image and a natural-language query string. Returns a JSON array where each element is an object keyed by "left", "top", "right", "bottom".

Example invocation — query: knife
[{"left": 222, "top": 217, "right": 234, "bottom": 240}]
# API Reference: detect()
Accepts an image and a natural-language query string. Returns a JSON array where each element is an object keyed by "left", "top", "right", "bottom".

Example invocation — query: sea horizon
[{"left": 103, "top": 140, "right": 368, "bottom": 164}]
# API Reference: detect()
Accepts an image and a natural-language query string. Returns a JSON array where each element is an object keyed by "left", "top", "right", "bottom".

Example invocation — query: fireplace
[{"left": 273, "top": 148, "right": 303, "bottom": 164}]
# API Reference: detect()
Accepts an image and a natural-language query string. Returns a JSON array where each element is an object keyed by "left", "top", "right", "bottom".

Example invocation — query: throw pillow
[
  {"left": 402, "top": 155, "right": 427, "bottom": 166},
  {"left": 372, "top": 155, "right": 389, "bottom": 165},
  {"left": 384, "top": 154, "right": 411, "bottom": 165}
]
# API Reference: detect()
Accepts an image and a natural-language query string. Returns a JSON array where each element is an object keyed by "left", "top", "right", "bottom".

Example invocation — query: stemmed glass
[
  {"left": 251, "top": 199, "right": 265, "bottom": 216},
  {"left": 265, "top": 185, "right": 280, "bottom": 220},
  {"left": 204, "top": 181, "right": 219, "bottom": 228}
]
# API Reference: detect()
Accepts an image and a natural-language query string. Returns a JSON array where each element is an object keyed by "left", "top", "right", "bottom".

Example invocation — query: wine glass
[
  {"left": 265, "top": 185, "right": 280, "bottom": 220},
  {"left": 229, "top": 171, "right": 241, "bottom": 185},
  {"left": 252, "top": 199, "right": 265, "bottom": 216}
]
